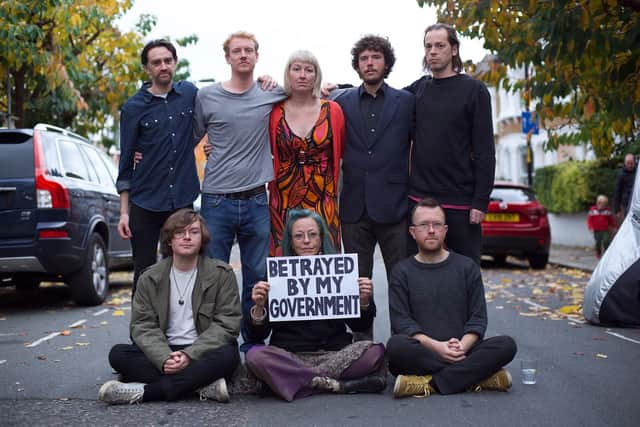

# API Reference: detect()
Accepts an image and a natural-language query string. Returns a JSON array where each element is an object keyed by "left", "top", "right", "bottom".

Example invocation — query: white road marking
[
  {"left": 605, "top": 330, "right": 640, "bottom": 345},
  {"left": 68, "top": 319, "right": 86, "bottom": 328},
  {"left": 0, "top": 332, "right": 20, "bottom": 336},
  {"left": 26, "top": 319, "right": 87, "bottom": 348},
  {"left": 0, "top": 359, "right": 7, "bottom": 365},
  {"left": 93, "top": 308, "right": 109, "bottom": 316},
  {"left": 26, "top": 332, "right": 60, "bottom": 348}
]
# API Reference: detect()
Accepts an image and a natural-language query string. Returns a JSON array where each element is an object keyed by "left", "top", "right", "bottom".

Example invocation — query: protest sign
[{"left": 266, "top": 253, "right": 360, "bottom": 322}]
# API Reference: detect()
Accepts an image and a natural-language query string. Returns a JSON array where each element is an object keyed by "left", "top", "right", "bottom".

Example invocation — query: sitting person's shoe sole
[
  {"left": 98, "top": 380, "right": 145, "bottom": 405},
  {"left": 393, "top": 375, "right": 435, "bottom": 398},
  {"left": 199, "top": 378, "right": 230, "bottom": 403},
  {"left": 341, "top": 375, "right": 387, "bottom": 394},
  {"left": 473, "top": 368, "right": 512, "bottom": 392}
]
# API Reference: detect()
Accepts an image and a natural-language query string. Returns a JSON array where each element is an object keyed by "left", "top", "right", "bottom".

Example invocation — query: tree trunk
[{"left": 13, "top": 68, "right": 25, "bottom": 129}]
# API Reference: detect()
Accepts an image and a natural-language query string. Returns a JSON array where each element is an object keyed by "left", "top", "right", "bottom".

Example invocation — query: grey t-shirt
[{"left": 194, "top": 82, "right": 287, "bottom": 193}]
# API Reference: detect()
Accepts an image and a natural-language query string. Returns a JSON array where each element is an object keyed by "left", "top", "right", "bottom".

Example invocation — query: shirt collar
[
  {"left": 140, "top": 81, "right": 180, "bottom": 103},
  {"left": 358, "top": 82, "right": 387, "bottom": 98}
]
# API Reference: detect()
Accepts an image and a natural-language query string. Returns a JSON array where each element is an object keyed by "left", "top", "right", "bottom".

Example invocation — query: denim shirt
[{"left": 116, "top": 81, "right": 200, "bottom": 212}]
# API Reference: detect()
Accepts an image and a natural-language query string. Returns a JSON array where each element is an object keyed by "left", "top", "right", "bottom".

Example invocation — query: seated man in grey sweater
[{"left": 387, "top": 197, "right": 516, "bottom": 398}]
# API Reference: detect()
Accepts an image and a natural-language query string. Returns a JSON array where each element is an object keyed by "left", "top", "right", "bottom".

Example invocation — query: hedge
[{"left": 533, "top": 159, "right": 619, "bottom": 213}]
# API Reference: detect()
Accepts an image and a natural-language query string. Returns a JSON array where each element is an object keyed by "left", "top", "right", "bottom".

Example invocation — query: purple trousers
[{"left": 246, "top": 342, "right": 385, "bottom": 401}]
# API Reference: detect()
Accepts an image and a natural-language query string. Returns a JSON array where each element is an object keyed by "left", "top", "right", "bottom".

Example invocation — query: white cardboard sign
[{"left": 266, "top": 253, "right": 360, "bottom": 322}]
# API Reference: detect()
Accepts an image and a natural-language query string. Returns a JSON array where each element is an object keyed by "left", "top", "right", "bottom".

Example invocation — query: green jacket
[{"left": 130, "top": 256, "right": 241, "bottom": 371}]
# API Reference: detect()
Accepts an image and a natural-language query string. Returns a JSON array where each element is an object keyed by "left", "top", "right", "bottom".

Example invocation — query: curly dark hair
[{"left": 350, "top": 35, "right": 396, "bottom": 79}]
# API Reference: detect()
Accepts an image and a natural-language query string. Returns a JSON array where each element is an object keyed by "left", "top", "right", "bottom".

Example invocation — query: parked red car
[{"left": 481, "top": 181, "right": 551, "bottom": 269}]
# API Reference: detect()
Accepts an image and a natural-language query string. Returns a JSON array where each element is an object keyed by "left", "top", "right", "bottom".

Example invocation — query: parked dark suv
[{"left": 0, "top": 124, "right": 132, "bottom": 305}]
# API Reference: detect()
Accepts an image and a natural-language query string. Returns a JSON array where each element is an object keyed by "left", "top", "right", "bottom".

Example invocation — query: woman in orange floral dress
[{"left": 268, "top": 50, "right": 345, "bottom": 256}]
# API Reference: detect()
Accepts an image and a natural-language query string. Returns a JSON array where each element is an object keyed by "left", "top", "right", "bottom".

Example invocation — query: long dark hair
[
  {"left": 423, "top": 23, "right": 463, "bottom": 73},
  {"left": 281, "top": 209, "right": 335, "bottom": 256}
]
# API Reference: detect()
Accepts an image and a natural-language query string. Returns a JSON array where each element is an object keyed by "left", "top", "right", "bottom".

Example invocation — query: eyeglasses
[
  {"left": 412, "top": 222, "right": 445, "bottom": 231},
  {"left": 174, "top": 228, "right": 201, "bottom": 239},
  {"left": 292, "top": 231, "right": 320, "bottom": 241}
]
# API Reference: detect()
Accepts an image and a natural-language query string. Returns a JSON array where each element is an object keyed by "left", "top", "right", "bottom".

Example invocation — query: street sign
[{"left": 521, "top": 111, "right": 539, "bottom": 135}]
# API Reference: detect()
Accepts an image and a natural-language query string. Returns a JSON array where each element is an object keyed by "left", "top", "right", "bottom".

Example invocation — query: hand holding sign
[
  {"left": 252, "top": 281, "right": 270, "bottom": 309},
  {"left": 358, "top": 277, "right": 373, "bottom": 307}
]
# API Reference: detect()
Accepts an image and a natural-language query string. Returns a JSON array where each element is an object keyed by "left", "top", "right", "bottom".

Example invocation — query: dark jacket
[
  {"left": 131, "top": 256, "right": 241, "bottom": 371},
  {"left": 333, "top": 84, "right": 415, "bottom": 223},
  {"left": 614, "top": 166, "right": 637, "bottom": 214},
  {"left": 245, "top": 302, "right": 376, "bottom": 353}
]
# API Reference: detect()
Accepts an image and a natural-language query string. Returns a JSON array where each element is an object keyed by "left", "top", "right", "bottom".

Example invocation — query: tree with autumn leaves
[
  {"left": 0, "top": 0, "right": 196, "bottom": 146},
  {"left": 417, "top": 0, "right": 640, "bottom": 158}
]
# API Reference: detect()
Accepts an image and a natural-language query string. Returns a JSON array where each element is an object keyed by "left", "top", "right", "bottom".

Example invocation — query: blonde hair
[
  {"left": 223, "top": 31, "right": 259, "bottom": 55},
  {"left": 596, "top": 194, "right": 608, "bottom": 205},
  {"left": 283, "top": 50, "right": 322, "bottom": 98}
]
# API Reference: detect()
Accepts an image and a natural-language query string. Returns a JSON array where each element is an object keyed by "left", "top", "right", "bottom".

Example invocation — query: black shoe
[{"left": 340, "top": 376, "right": 386, "bottom": 394}]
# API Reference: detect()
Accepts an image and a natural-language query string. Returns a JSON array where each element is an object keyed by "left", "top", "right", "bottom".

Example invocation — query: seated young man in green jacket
[{"left": 99, "top": 209, "right": 241, "bottom": 404}]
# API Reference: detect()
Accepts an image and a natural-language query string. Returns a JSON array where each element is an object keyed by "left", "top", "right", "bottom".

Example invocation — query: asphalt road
[{"left": 1, "top": 249, "right": 639, "bottom": 427}]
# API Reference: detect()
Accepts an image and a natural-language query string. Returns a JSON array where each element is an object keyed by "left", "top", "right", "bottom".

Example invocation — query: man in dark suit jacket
[{"left": 332, "top": 35, "right": 415, "bottom": 339}]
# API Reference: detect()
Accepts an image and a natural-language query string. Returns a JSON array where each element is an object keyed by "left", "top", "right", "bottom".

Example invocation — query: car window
[
  {"left": 58, "top": 139, "right": 90, "bottom": 181},
  {"left": 98, "top": 151, "right": 118, "bottom": 183},
  {"left": 80, "top": 145, "right": 114, "bottom": 186},
  {"left": 40, "top": 132, "right": 63, "bottom": 177},
  {"left": 0, "top": 132, "right": 34, "bottom": 179},
  {"left": 490, "top": 187, "right": 536, "bottom": 202}
]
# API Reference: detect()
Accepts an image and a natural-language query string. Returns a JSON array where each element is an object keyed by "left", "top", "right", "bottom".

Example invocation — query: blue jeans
[{"left": 201, "top": 192, "right": 270, "bottom": 350}]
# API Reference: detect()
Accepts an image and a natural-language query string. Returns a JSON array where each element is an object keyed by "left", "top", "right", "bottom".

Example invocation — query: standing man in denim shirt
[
  {"left": 117, "top": 39, "right": 200, "bottom": 295},
  {"left": 194, "top": 31, "right": 286, "bottom": 351}
]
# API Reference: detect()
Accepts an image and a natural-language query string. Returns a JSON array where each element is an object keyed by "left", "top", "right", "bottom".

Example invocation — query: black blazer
[{"left": 334, "top": 85, "right": 415, "bottom": 223}]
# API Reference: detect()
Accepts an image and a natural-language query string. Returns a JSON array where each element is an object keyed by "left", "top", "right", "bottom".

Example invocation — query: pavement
[{"left": 549, "top": 244, "right": 599, "bottom": 272}]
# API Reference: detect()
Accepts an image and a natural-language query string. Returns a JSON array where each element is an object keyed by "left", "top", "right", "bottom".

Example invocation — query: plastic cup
[{"left": 521, "top": 359, "right": 537, "bottom": 384}]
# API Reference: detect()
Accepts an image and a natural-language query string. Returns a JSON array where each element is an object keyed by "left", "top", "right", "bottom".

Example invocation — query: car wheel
[
  {"left": 528, "top": 253, "right": 549, "bottom": 270},
  {"left": 69, "top": 233, "right": 109, "bottom": 306},
  {"left": 493, "top": 254, "right": 507, "bottom": 265}
]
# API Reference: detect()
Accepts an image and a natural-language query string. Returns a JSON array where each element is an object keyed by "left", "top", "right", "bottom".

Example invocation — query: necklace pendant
[{"left": 179, "top": 299, "right": 185, "bottom": 306}]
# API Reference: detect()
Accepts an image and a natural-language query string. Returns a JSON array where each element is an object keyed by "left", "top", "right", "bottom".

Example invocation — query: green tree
[
  {"left": 0, "top": 0, "right": 197, "bottom": 147},
  {"left": 416, "top": 0, "right": 640, "bottom": 158}
]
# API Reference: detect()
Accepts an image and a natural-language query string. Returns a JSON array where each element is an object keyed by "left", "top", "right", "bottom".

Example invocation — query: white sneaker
[
  {"left": 199, "top": 378, "right": 230, "bottom": 403},
  {"left": 98, "top": 380, "right": 145, "bottom": 405}
]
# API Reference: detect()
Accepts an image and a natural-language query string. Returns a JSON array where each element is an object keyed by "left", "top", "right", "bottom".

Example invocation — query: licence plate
[{"left": 485, "top": 213, "right": 519, "bottom": 222}]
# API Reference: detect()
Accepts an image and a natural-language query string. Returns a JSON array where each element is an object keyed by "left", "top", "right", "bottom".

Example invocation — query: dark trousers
[
  {"left": 342, "top": 213, "right": 407, "bottom": 341},
  {"left": 407, "top": 199, "right": 482, "bottom": 265},
  {"left": 342, "top": 213, "right": 408, "bottom": 280},
  {"left": 108, "top": 343, "right": 239, "bottom": 402},
  {"left": 129, "top": 203, "right": 184, "bottom": 295},
  {"left": 386, "top": 334, "right": 517, "bottom": 395}
]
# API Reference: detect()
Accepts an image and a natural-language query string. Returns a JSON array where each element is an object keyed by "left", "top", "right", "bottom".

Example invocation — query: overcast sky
[{"left": 117, "top": 0, "right": 488, "bottom": 88}]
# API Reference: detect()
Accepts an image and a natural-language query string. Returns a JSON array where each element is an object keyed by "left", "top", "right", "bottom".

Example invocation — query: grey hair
[{"left": 283, "top": 50, "right": 323, "bottom": 98}]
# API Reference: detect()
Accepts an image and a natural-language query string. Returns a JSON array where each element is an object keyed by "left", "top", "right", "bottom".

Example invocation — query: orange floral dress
[{"left": 268, "top": 100, "right": 345, "bottom": 256}]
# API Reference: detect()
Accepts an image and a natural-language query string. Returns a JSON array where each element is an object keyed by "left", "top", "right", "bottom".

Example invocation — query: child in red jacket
[{"left": 586, "top": 195, "right": 617, "bottom": 258}]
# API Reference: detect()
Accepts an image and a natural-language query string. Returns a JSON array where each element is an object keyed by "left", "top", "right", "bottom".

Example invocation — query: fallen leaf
[
  {"left": 60, "top": 346, "right": 74, "bottom": 351},
  {"left": 100, "top": 321, "right": 108, "bottom": 325},
  {"left": 0, "top": 360, "right": 7, "bottom": 365},
  {"left": 496, "top": 306, "right": 504, "bottom": 309},
  {"left": 37, "top": 355, "right": 47, "bottom": 360},
  {"left": 70, "top": 323, "right": 84, "bottom": 329},
  {"left": 75, "top": 342, "right": 90, "bottom": 346},
  {"left": 112, "top": 310, "right": 125, "bottom": 317},
  {"left": 58, "top": 397, "right": 69, "bottom": 401},
  {"left": 596, "top": 353, "right": 608, "bottom": 359},
  {"left": 519, "top": 312, "right": 540, "bottom": 317},
  {"left": 60, "top": 330, "right": 71, "bottom": 336},
  {"left": 501, "top": 278, "right": 512, "bottom": 284},
  {"left": 80, "top": 333, "right": 86, "bottom": 337},
  {"left": 559, "top": 305, "right": 582, "bottom": 315}
]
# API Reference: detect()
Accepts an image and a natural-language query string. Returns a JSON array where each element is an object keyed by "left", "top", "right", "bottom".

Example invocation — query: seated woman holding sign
[{"left": 245, "top": 209, "right": 386, "bottom": 401}]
